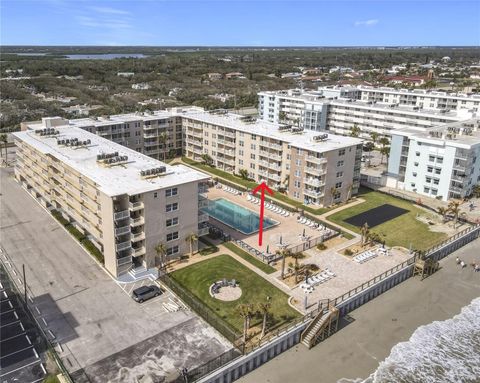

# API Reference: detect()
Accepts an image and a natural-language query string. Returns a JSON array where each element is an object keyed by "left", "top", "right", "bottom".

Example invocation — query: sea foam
[{"left": 339, "top": 297, "right": 480, "bottom": 383}]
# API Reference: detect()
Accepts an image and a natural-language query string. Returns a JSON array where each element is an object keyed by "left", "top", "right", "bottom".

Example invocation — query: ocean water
[{"left": 339, "top": 297, "right": 480, "bottom": 383}]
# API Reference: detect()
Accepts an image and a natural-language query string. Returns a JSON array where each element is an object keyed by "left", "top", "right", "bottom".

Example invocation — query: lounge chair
[{"left": 247, "top": 194, "right": 252, "bottom": 201}]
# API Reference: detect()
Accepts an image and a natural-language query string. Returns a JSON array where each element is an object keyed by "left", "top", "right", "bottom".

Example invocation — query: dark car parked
[{"left": 132, "top": 285, "right": 162, "bottom": 303}]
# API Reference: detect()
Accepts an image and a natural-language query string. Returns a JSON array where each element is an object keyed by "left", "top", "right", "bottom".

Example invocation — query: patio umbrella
[
  {"left": 302, "top": 228, "right": 306, "bottom": 237},
  {"left": 266, "top": 244, "right": 270, "bottom": 254},
  {"left": 279, "top": 235, "right": 283, "bottom": 245}
]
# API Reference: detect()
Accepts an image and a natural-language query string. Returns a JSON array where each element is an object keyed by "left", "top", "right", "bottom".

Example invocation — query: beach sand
[{"left": 238, "top": 239, "right": 480, "bottom": 383}]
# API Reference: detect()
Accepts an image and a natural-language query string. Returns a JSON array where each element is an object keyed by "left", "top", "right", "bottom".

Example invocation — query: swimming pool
[{"left": 202, "top": 198, "right": 278, "bottom": 235}]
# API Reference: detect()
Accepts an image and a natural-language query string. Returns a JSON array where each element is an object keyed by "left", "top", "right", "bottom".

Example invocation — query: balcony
[
  {"left": 115, "top": 226, "right": 131, "bottom": 237},
  {"left": 304, "top": 178, "right": 325, "bottom": 187},
  {"left": 268, "top": 173, "right": 281, "bottom": 182},
  {"left": 306, "top": 156, "right": 327, "bottom": 165},
  {"left": 198, "top": 196, "right": 208, "bottom": 209},
  {"left": 198, "top": 227, "right": 209, "bottom": 236},
  {"left": 114, "top": 210, "right": 130, "bottom": 221},
  {"left": 130, "top": 216, "right": 145, "bottom": 227},
  {"left": 305, "top": 166, "right": 326, "bottom": 176},
  {"left": 116, "top": 255, "right": 132, "bottom": 267},
  {"left": 304, "top": 189, "right": 324, "bottom": 198},
  {"left": 115, "top": 240, "right": 131, "bottom": 252},
  {"left": 129, "top": 201, "right": 144, "bottom": 211},
  {"left": 198, "top": 213, "right": 209, "bottom": 223},
  {"left": 132, "top": 246, "right": 146, "bottom": 257},
  {"left": 131, "top": 231, "right": 146, "bottom": 242}
]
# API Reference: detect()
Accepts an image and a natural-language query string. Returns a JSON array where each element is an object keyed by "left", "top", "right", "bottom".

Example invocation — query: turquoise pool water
[{"left": 202, "top": 198, "right": 278, "bottom": 235}]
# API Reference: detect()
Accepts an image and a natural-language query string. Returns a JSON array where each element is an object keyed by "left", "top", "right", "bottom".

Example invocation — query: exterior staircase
[
  {"left": 301, "top": 305, "right": 339, "bottom": 349},
  {"left": 116, "top": 265, "right": 159, "bottom": 283}
]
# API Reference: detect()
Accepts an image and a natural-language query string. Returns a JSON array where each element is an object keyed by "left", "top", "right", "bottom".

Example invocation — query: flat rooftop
[
  {"left": 13, "top": 127, "right": 209, "bottom": 197},
  {"left": 391, "top": 118, "right": 480, "bottom": 147},
  {"left": 181, "top": 109, "right": 363, "bottom": 152}
]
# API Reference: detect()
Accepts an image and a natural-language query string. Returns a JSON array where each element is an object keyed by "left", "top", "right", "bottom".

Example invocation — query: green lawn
[
  {"left": 170, "top": 254, "right": 300, "bottom": 332},
  {"left": 181, "top": 157, "right": 330, "bottom": 215},
  {"left": 223, "top": 242, "right": 276, "bottom": 274},
  {"left": 327, "top": 188, "right": 447, "bottom": 251}
]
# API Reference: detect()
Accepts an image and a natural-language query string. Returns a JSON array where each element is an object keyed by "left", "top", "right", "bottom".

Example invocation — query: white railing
[
  {"left": 306, "top": 156, "right": 327, "bottom": 165},
  {"left": 129, "top": 201, "right": 144, "bottom": 211},
  {"left": 198, "top": 227, "right": 209, "bottom": 236},
  {"left": 304, "top": 178, "right": 325, "bottom": 187},
  {"left": 132, "top": 246, "right": 146, "bottom": 256},
  {"left": 115, "top": 226, "right": 130, "bottom": 236},
  {"left": 131, "top": 232, "right": 145, "bottom": 241},
  {"left": 198, "top": 213, "right": 209, "bottom": 223},
  {"left": 130, "top": 216, "right": 145, "bottom": 226},
  {"left": 116, "top": 241, "right": 131, "bottom": 252},
  {"left": 114, "top": 210, "right": 129, "bottom": 221}
]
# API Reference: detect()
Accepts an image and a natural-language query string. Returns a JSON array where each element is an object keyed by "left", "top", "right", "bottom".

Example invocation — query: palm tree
[
  {"left": 0, "top": 134, "right": 8, "bottom": 164},
  {"left": 185, "top": 233, "right": 198, "bottom": 256},
  {"left": 437, "top": 206, "right": 448, "bottom": 223},
  {"left": 471, "top": 184, "right": 480, "bottom": 198},
  {"left": 200, "top": 153, "right": 213, "bottom": 166},
  {"left": 448, "top": 200, "right": 461, "bottom": 228},
  {"left": 278, "top": 248, "right": 291, "bottom": 280},
  {"left": 158, "top": 132, "right": 168, "bottom": 161},
  {"left": 380, "top": 146, "right": 390, "bottom": 164},
  {"left": 369, "top": 131, "right": 379, "bottom": 146},
  {"left": 330, "top": 186, "right": 338, "bottom": 205},
  {"left": 238, "top": 168, "right": 249, "bottom": 180},
  {"left": 350, "top": 124, "right": 361, "bottom": 137},
  {"left": 236, "top": 303, "right": 254, "bottom": 344},
  {"left": 257, "top": 298, "right": 271, "bottom": 339},
  {"left": 346, "top": 183, "right": 353, "bottom": 201},
  {"left": 155, "top": 242, "right": 167, "bottom": 272},
  {"left": 360, "top": 222, "right": 369, "bottom": 247},
  {"left": 290, "top": 252, "right": 304, "bottom": 283},
  {"left": 378, "top": 136, "right": 389, "bottom": 149}
]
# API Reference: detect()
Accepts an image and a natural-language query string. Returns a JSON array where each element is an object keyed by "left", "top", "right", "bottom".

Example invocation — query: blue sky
[{"left": 1, "top": 0, "right": 479, "bottom": 46}]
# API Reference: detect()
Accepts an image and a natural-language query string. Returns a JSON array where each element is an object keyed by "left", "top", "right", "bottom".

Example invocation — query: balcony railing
[
  {"left": 114, "top": 210, "right": 130, "bottom": 221},
  {"left": 132, "top": 246, "right": 146, "bottom": 257},
  {"left": 116, "top": 240, "right": 131, "bottom": 252},
  {"left": 115, "top": 226, "right": 131, "bottom": 237},
  {"left": 198, "top": 213, "right": 209, "bottom": 223},
  {"left": 304, "top": 189, "right": 324, "bottom": 198},
  {"left": 305, "top": 166, "right": 326, "bottom": 176},
  {"left": 198, "top": 227, "right": 209, "bottom": 236},
  {"left": 306, "top": 156, "right": 327, "bottom": 165},
  {"left": 116, "top": 255, "right": 132, "bottom": 266},
  {"left": 129, "top": 201, "right": 144, "bottom": 211},
  {"left": 304, "top": 178, "right": 325, "bottom": 187},
  {"left": 198, "top": 197, "right": 209, "bottom": 209},
  {"left": 131, "top": 231, "right": 146, "bottom": 242},
  {"left": 130, "top": 216, "right": 145, "bottom": 227}
]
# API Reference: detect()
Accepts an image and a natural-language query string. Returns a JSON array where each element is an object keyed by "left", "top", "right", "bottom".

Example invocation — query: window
[
  {"left": 429, "top": 155, "right": 435, "bottom": 162},
  {"left": 336, "top": 171, "right": 343, "bottom": 178},
  {"left": 413, "top": 172, "right": 417, "bottom": 177},
  {"left": 416, "top": 152, "right": 420, "bottom": 157},
  {"left": 166, "top": 203, "right": 178, "bottom": 212},
  {"left": 166, "top": 217, "right": 178, "bottom": 227},
  {"left": 294, "top": 180, "right": 301, "bottom": 188},
  {"left": 294, "top": 169, "right": 300, "bottom": 177},
  {"left": 250, "top": 154, "right": 256, "bottom": 160},
  {"left": 250, "top": 163, "right": 255, "bottom": 170},
  {"left": 239, "top": 149, "right": 244, "bottom": 156},
  {"left": 414, "top": 162, "right": 419, "bottom": 167},
  {"left": 165, "top": 187, "right": 178, "bottom": 197},
  {"left": 250, "top": 144, "right": 256, "bottom": 150},
  {"left": 335, "top": 181, "right": 343, "bottom": 188},
  {"left": 435, "top": 168, "right": 441, "bottom": 175},
  {"left": 338, "top": 149, "right": 346, "bottom": 156},
  {"left": 424, "top": 187, "right": 430, "bottom": 193},
  {"left": 238, "top": 159, "right": 243, "bottom": 165},
  {"left": 437, "top": 157, "right": 443, "bottom": 164},
  {"left": 153, "top": 192, "right": 158, "bottom": 198},
  {"left": 337, "top": 160, "right": 344, "bottom": 167},
  {"left": 239, "top": 140, "right": 244, "bottom": 147},
  {"left": 166, "top": 232, "right": 179, "bottom": 242},
  {"left": 251, "top": 134, "right": 257, "bottom": 140},
  {"left": 427, "top": 166, "right": 433, "bottom": 173},
  {"left": 166, "top": 245, "right": 179, "bottom": 256},
  {"left": 431, "top": 189, "right": 438, "bottom": 196},
  {"left": 296, "top": 159, "right": 302, "bottom": 166}
]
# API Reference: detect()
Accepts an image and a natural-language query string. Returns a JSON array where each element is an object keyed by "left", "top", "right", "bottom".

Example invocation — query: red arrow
[{"left": 252, "top": 182, "right": 273, "bottom": 246}]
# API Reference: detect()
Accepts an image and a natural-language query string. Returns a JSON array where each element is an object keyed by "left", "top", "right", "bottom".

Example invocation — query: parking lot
[
  {"left": 0, "top": 165, "right": 231, "bottom": 382},
  {"left": 0, "top": 265, "right": 47, "bottom": 383}
]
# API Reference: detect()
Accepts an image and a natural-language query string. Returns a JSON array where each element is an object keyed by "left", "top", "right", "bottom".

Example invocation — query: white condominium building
[
  {"left": 182, "top": 110, "right": 363, "bottom": 207},
  {"left": 386, "top": 118, "right": 480, "bottom": 201},
  {"left": 13, "top": 125, "right": 209, "bottom": 277},
  {"left": 258, "top": 87, "right": 477, "bottom": 140}
]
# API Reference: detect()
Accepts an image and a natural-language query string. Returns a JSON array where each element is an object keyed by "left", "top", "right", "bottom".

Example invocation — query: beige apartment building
[
  {"left": 182, "top": 111, "right": 363, "bottom": 206},
  {"left": 13, "top": 125, "right": 209, "bottom": 278},
  {"left": 21, "top": 108, "right": 362, "bottom": 207}
]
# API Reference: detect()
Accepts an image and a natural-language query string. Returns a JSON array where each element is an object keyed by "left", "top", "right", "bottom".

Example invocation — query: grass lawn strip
[
  {"left": 327, "top": 188, "right": 447, "bottom": 251},
  {"left": 223, "top": 242, "right": 276, "bottom": 274},
  {"left": 170, "top": 254, "right": 300, "bottom": 333}
]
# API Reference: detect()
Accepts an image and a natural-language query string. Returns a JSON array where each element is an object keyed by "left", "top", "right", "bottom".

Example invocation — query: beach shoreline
[{"left": 238, "top": 240, "right": 480, "bottom": 383}]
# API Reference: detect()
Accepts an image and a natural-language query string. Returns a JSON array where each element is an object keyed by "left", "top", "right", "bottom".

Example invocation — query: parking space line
[
  {"left": 0, "top": 360, "right": 42, "bottom": 377},
  {"left": 0, "top": 345, "right": 34, "bottom": 359},
  {"left": 0, "top": 332, "right": 27, "bottom": 343},
  {"left": 0, "top": 319, "right": 20, "bottom": 328}
]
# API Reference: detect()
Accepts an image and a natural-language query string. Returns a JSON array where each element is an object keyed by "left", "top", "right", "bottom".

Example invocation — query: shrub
[
  {"left": 316, "top": 243, "right": 327, "bottom": 251},
  {"left": 344, "top": 248, "right": 354, "bottom": 256},
  {"left": 51, "top": 210, "right": 69, "bottom": 226},
  {"left": 43, "top": 374, "right": 60, "bottom": 383},
  {"left": 81, "top": 239, "right": 104, "bottom": 264},
  {"left": 66, "top": 224, "right": 86, "bottom": 242}
]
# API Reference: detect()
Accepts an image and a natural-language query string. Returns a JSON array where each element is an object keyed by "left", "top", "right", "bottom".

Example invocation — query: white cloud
[
  {"left": 76, "top": 16, "right": 132, "bottom": 29},
  {"left": 89, "top": 6, "right": 130, "bottom": 15},
  {"left": 354, "top": 19, "right": 379, "bottom": 27}
]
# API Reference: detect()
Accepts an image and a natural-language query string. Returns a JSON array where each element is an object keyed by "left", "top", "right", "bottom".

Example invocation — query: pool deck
[
  {"left": 206, "top": 187, "right": 330, "bottom": 254},
  {"left": 204, "top": 187, "right": 414, "bottom": 313}
]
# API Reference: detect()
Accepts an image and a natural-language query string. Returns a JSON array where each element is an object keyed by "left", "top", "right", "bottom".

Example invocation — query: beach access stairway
[{"left": 301, "top": 305, "right": 339, "bottom": 349}]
